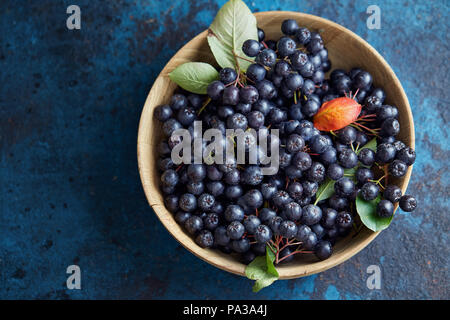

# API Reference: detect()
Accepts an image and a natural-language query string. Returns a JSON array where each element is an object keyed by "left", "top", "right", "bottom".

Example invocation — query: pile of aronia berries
[{"left": 154, "top": 19, "right": 417, "bottom": 264}]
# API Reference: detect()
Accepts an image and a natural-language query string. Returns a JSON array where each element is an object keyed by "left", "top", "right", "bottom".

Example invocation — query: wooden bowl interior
[{"left": 137, "top": 12, "right": 414, "bottom": 279}]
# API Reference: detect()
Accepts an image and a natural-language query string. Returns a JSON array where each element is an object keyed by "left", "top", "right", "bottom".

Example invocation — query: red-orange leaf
[{"left": 313, "top": 97, "right": 362, "bottom": 131}]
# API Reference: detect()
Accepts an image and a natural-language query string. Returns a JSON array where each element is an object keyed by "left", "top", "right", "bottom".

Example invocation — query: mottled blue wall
[{"left": 0, "top": 0, "right": 448, "bottom": 299}]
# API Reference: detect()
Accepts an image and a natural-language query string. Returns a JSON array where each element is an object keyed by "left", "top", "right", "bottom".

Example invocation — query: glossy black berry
[
  {"left": 327, "top": 163, "right": 344, "bottom": 180},
  {"left": 223, "top": 85, "right": 240, "bottom": 105},
  {"left": 389, "top": 160, "right": 408, "bottom": 177},
  {"left": 377, "top": 105, "right": 398, "bottom": 121},
  {"left": 285, "top": 73, "right": 304, "bottom": 91},
  {"left": 244, "top": 189, "right": 263, "bottom": 209},
  {"left": 227, "top": 113, "right": 248, "bottom": 130},
  {"left": 214, "top": 226, "right": 230, "bottom": 246},
  {"left": 281, "top": 19, "right": 299, "bottom": 35},
  {"left": 184, "top": 215, "right": 203, "bottom": 235},
  {"left": 338, "top": 126, "right": 357, "bottom": 145},
  {"left": 231, "top": 238, "right": 250, "bottom": 253},
  {"left": 246, "top": 63, "right": 267, "bottom": 82},
  {"left": 338, "top": 149, "right": 358, "bottom": 168},
  {"left": 257, "top": 28, "right": 265, "bottom": 41},
  {"left": 295, "top": 27, "right": 311, "bottom": 44},
  {"left": 243, "top": 215, "right": 261, "bottom": 234},
  {"left": 179, "top": 193, "right": 197, "bottom": 212},
  {"left": 279, "top": 220, "right": 298, "bottom": 238},
  {"left": 198, "top": 193, "right": 215, "bottom": 211},
  {"left": 399, "top": 195, "right": 417, "bottom": 212},
  {"left": 187, "top": 164, "right": 206, "bottom": 182},
  {"left": 162, "top": 118, "right": 182, "bottom": 136},
  {"left": 302, "top": 180, "right": 318, "bottom": 198},
  {"left": 376, "top": 143, "right": 397, "bottom": 164},
  {"left": 315, "top": 240, "right": 332, "bottom": 260},
  {"left": 321, "top": 208, "right": 338, "bottom": 229},
  {"left": 290, "top": 51, "right": 309, "bottom": 70},
  {"left": 310, "top": 135, "right": 331, "bottom": 154},
  {"left": 275, "top": 60, "right": 292, "bottom": 76},
  {"left": 377, "top": 199, "right": 394, "bottom": 218},
  {"left": 356, "top": 167, "right": 374, "bottom": 185},
  {"left": 277, "top": 36, "right": 297, "bottom": 57},
  {"left": 396, "top": 147, "right": 416, "bottom": 166},
  {"left": 164, "top": 195, "right": 179, "bottom": 213},
  {"left": 268, "top": 216, "right": 283, "bottom": 235},
  {"left": 175, "top": 211, "right": 191, "bottom": 225},
  {"left": 242, "top": 39, "right": 261, "bottom": 57},
  {"left": 353, "top": 71, "right": 373, "bottom": 89},
  {"left": 384, "top": 185, "right": 402, "bottom": 203},
  {"left": 170, "top": 93, "right": 188, "bottom": 110},
  {"left": 224, "top": 205, "right": 245, "bottom": 222},
  {"left": 203, "top": 213, "right": 220, "bottom": 231},
  {"left": 195, "top": 230, "right": 214, "bottom": 248},
  {"left": 242, "top": 165, "right": 263, "bottom": 185},
  {"left": 225, "top": 185, "right": 243, "bottom": 200},
  {"left": 334, "top": 177, "right": 355, "bottom": 197},
  {"left": 311, "top": 223, "right": 326, "bottom": 239},
  {"left": 358, "top": 148, "right": 375, "bottom": 166},
  {"left": 301, "top": 204, "right": 322, "bottom": 226},
  {"left": 219, "top": 68, "right": 237, "bottom": 85},
  {"left": 259, "top": 208, "right": 277, "bottom": 225},
  {"left": 307, "top": 38, "right": 324, "bottom": 54},
  {"left": 360, "top": 182, "right": 379, "bottom": 201},
  {"left": 239, "top": 85, "right": 259, "bottom": 104},
  {"left": 301, "top": 99, "right": 320, "bottom": 117},
  {"left": 287, "top": 182, "right": 303, "bottom": 201},
  {"left": 381, "top": 117, "right": 400, "bottom": 137},
  {"left": 227, "top": 221, "right": 245, "bottom": 240},
  {"left": 207, "top": 80, "right": 225, "bottom": 100},
  {"left": 256, "top": 49, "right": 277, "bottom": 67},
  {"left": 188, "top": 181, "right": 206, "bottom": 195},
  {"left": 284, "top": 201, "right": 303, "bottom": 221},
  {"left": 307, "top": 162, "right": 326, "bottom": 182},
  {"left": 155, "top": 104, "right": 173, "bottom": 121}
]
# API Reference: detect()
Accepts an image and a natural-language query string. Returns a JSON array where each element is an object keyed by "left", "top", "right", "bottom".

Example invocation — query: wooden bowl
[{"left": 137, "top": 11, "right": 414, "bottom": 279}]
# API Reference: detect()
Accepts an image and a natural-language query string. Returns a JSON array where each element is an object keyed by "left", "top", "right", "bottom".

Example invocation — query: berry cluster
[{"left": 154, "top": 20, "right": 417, "bottom": 264}]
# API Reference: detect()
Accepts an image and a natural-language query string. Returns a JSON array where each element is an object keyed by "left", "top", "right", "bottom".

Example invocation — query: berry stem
[
  {"left": 235, "top": 54, "right": 256, "bottom": 64},
  {"left": 277, "top": 249, "right": 313, "bottom": 263},
  {"left": 197, "top": 97, "right": 211, "bottom": 115}
]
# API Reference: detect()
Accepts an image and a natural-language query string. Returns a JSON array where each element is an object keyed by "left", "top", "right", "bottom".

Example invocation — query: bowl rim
[{"left": 137, "top": 11, "right": 415, "bottom": 279}]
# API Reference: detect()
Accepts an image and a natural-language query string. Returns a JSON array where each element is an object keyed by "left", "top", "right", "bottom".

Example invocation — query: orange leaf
[{"left": 313, "top": 97, "right": 362, "bottom": 131}]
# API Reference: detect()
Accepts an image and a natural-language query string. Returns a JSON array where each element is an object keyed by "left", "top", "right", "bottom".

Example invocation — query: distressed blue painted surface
[{"left": 0, "top": 0, "right": 448, "bottom": 299}]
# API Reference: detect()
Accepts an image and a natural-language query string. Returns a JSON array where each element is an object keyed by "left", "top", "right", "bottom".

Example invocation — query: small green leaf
[
  {"left": 356, "top": 137, "right": 377, "bottom": 154},
  {"left": 207, "top": 0, "right": 258, "bottom": 71},
  {"left": 314, "top": 178, "right": 336, "bottom": 204},
  {"left": 265, "top": 245, "right": 278, "bottom": 277},
  {"left": 169, "top": 62, "right": 219, "bottom": 94},
  {"left": 356, "top": 194, "right": 393, "bottom": 231},
  {"left": 252, "top": 275, "right": 279, "bottom": 293},
  {"left": 245, "top": 245, "right": 279, "bottom": 293}
]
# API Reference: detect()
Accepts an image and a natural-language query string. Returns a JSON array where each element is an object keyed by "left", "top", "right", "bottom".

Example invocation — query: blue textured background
[{"left": 0, "top": 0, "right": 449, "bottom": 299}]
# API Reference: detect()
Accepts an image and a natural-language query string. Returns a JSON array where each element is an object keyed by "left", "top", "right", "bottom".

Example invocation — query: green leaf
[
  {"left": 314, "top": 178, "right": 336, "bottom": 204},
  {"left": 265, "top": 245, "right": 279, "bottom": 277},
  {"left": 356, "top": 194, "right": 393, "bottom": 231},
  {"left": 356, "top": 137, "right": 377, "bottom": 154},
  {"left": 168, "top": 62, "right": 219, "bottom": 94},
  {"left": 245, "top": 245, "right": 279, "bottom": 293},
  {"left": 207, "top": 0, "right": 258, "bottom": 72}
]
